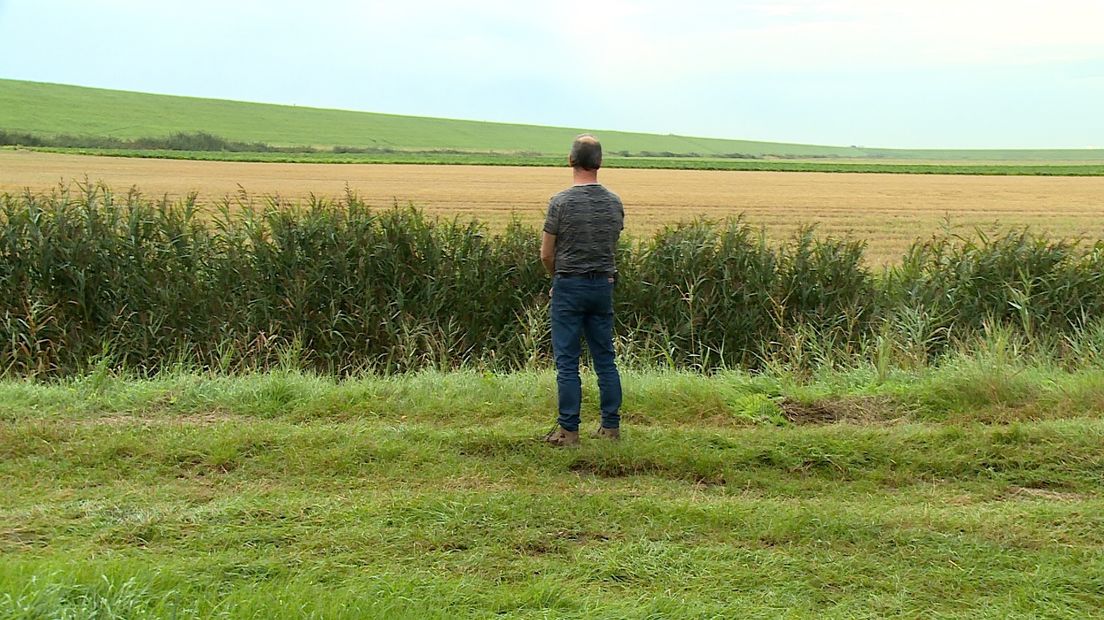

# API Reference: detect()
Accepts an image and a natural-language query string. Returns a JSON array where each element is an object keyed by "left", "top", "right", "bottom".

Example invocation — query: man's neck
[{"left": 572, "top": 169, "right": 599, "bottom": 186}]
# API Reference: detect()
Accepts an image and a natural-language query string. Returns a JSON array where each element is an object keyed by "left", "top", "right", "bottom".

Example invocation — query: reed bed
[{"left": 3, "top": 184, "right": 1104, "bottom": 377}]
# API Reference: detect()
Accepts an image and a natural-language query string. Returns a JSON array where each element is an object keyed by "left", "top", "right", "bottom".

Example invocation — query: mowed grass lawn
[{"left": 2, "top": 363, "right": 1103, "bottom": 618}]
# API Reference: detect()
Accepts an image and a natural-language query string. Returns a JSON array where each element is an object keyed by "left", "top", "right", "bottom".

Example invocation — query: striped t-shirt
[{"left": 543, "top": 184, "right": 624, "bottom": 275}]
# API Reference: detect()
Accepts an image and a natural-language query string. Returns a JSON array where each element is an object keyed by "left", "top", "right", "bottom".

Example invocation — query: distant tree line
[
  {"left": 0, "top": 130, "right": 330, "bottom": 153},
  {"left": 1, "top": 129, "right": 852, "bottom": 159}
]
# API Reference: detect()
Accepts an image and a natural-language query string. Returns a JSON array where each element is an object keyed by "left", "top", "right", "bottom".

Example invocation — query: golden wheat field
[{"left": 3, "top": 150, "right": 1104, "bottom": 263}]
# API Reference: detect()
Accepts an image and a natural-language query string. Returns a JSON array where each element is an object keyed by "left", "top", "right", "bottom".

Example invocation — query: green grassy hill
[{"left": 4, "top": 79, "right": 1103, "bottom": 161}]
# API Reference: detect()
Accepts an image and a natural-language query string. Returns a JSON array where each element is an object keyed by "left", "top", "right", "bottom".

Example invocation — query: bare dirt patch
[{"left": 779, "top": 395, "right": 907, "bottom": 425}]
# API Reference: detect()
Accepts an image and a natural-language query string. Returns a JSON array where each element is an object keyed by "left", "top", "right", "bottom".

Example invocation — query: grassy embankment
[
  {"left": 3, "top": 186, "right": 1104, "bottom": 617},
  {"left": 3, "top": 79, "right": 1104, "bottom": 176},
  {"left": 2, "top": 355, "right": 1104, "bottom": 618}
]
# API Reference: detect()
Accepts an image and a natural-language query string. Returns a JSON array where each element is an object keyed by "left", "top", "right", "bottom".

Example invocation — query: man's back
[
  {"left": 540, "top": 134, "right": 623, "bottom": 447},
  {"left": 544, "top": 184, "right": 624, "bottom": 276}
]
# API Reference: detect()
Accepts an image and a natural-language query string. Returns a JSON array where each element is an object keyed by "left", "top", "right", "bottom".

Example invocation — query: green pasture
[{"left": 3, "top": 79, "right": 1104, "bottom": 161}]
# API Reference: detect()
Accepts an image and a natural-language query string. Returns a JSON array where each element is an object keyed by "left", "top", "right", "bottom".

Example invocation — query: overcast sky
[{"left": 1, "top": 0, "right": 1102, "bottom": 148}]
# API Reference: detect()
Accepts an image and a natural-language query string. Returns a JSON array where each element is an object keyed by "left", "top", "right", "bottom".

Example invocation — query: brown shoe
[
  {"left": 543, "top": 426, "right": 580, "bottom": 447},
  {"left": 594, "top": 426, "right": 621, "bottom": 441}
]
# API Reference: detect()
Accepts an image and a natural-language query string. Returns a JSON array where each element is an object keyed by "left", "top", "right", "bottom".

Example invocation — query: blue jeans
[{"left": 551, "top": 275, "right": 622, "bottom": 432}]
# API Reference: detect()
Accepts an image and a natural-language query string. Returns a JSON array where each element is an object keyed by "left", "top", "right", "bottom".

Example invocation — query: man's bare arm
[{"left": 541, "top": 232, "right": 556, "bottom": 274}]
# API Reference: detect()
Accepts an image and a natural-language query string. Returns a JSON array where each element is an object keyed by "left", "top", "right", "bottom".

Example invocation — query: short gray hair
[{"left": 569, "top": 134, "right": 602, "bottom": 171}]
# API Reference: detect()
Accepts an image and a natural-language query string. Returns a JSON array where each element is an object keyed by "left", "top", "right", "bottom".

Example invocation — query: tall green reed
[{"left": 2, "top": 184, "right": 1102, "bottom": 378}]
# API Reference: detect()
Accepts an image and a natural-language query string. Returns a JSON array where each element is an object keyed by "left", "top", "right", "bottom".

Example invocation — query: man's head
[{"left": 569, "top": 134, "right": 602, "bottom": 171}]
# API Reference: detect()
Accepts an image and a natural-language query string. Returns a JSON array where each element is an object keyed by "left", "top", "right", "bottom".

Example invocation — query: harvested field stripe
[{"left": 4, "top": 151, "right": 1104, "bottom": 265}]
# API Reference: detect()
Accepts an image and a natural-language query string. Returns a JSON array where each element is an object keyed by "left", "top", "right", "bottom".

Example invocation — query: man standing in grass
[{"left": 541, "top": 134, "right": 624, "bottom": 447}]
